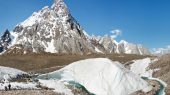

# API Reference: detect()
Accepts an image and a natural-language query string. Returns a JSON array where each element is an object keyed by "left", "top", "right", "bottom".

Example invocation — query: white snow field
[
  {"left": 37, "top": 58, "right": 152, "bottom": 95},
  {"left": 130, "top": 58, "right": 153, "bottom": 77},
  {"left": 0, "top": 66, "right": 27, "bottom": 81}
]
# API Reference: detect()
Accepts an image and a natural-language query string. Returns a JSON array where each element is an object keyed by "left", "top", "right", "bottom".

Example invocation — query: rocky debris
[
  {"left": 66, "top": 85, "right": 91, "bottom": 95},
  {"left": 150, "top": 54, "right": 170, "bottom": 94},
  {"left": 131, "top": 80, "right": 160, "bottom": 95},
  {"left": 0, "top": 90, "right": 62, "bottom": 95}
]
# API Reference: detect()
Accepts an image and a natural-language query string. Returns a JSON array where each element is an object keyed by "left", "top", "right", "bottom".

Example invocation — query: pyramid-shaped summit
[{"left": 6, "top": 0, "right": 96, "bottom": 54}]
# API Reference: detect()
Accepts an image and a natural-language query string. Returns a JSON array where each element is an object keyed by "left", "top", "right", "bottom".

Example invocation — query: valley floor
[
  {"left": 1, "top": 54, "right": 168, "bottom": 95},
  {"left": 0, "top": 54, "right": 149, "bottom": 73},
  {"left": 0, "top": 90, "right": 61, "bottom": 95}
]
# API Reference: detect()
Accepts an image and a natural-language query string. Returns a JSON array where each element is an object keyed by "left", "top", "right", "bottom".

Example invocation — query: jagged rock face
[
  {"left": 0, "top": 29, "right": 11, "bottom": 53},
  {"left": 91, "top": 36, "right": 150, "bottom": 55},
  {"left": 137, "top": 45, "right": 151, "bottom": 55},
  {"left": 92, "top": 35, "right": 119, "bottom": 54},
  {"left": 7, "top": 0, "right": 95, "bottom": 54},
  {"left": 118, "top": 40, "right": 140, "bottom": 54},
  {"left": 118, "top": 40, "right": 150, "bottom": 55}
]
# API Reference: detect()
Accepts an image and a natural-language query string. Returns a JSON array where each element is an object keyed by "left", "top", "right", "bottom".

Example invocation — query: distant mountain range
[
  {"left": 0, "top": 0, "right": 150, "bottom": 55},
  {"left": 152, "top": 46, "right": 170, "bottom": 56}
]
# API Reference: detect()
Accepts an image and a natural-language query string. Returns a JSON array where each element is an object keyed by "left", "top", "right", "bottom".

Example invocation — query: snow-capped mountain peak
[
  {"left": 52, "top": 0, "right": 69, "bottom": 16},
  {"left": 119, "top": 40, "right": 128, "bottom": 44},
  {"left": 52, "top": 0, "right": 65, "bottom": 8},
  {"left": 4, "top": 0, "right": 96, "bottom": 54},
  {"left": 53, "top": 0, "right": 64, "bottom": 5},
  {"left": 1, "top": 0, "right": 150, "bottom": 55},
  {"left": 118, "top": 40, "right": 150, "bottom": 55}
]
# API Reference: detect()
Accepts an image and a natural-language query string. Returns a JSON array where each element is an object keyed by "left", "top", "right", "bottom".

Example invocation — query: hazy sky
[{"left": 0, "top": 0, "right": 170, "bottom": 49}]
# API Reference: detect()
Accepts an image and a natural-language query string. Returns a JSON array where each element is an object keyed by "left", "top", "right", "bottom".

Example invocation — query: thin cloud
[{"left": 110, "top": 29, "right": 122, "bottom": 39}]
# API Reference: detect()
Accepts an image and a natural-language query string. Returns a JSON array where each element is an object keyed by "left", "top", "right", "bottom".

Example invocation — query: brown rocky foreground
[{"left": 0, "top": 90, "right": 62, "bottom": 95}]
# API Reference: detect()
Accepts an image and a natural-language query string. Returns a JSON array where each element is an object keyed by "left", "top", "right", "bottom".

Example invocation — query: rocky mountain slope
[
  {"left": 0, "top": 0, "right": 150, "bottom": 55},
  {"left": 91, "top": 35, "right": 150, "bottom": 55},
  {"left": 0, "top": 29, "right": 11, "bottom": 53},
  {"left": 6, "top": 0, "right": 95, "bottom": 55}
]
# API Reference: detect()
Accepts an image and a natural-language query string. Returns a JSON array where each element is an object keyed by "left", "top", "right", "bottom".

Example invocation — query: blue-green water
[
  {"left": 68, "top": 81, "right": 95, "bottom": 95},
  {"left": 36, "top": 73, "right": 95, "bottom": 95},
  {"left": 156, "top": 81, "right": 165, "bottom": 95},
  {"left": 142, "top": 77, "right": 165, "bottom": 95},
  {"left": 36, "top": 71, "right": 64, "bottom": 80}
]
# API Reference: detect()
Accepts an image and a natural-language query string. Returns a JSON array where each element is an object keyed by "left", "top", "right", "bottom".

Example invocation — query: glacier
[{"left": 37, "top": 58, "right": 152, "bottom": 95}]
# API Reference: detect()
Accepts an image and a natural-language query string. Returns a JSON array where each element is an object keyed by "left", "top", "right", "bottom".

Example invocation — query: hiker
[
  {"left": 5, "top": 86, "right": 8, "bottom": 91},
  {"left": 8, "top": 83, "right": 11, "bottom": 90}
]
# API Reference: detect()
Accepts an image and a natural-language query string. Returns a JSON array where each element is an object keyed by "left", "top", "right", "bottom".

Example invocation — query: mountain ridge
[{"left": 0, "top": 0, "right": 150, "bottom": 55}]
